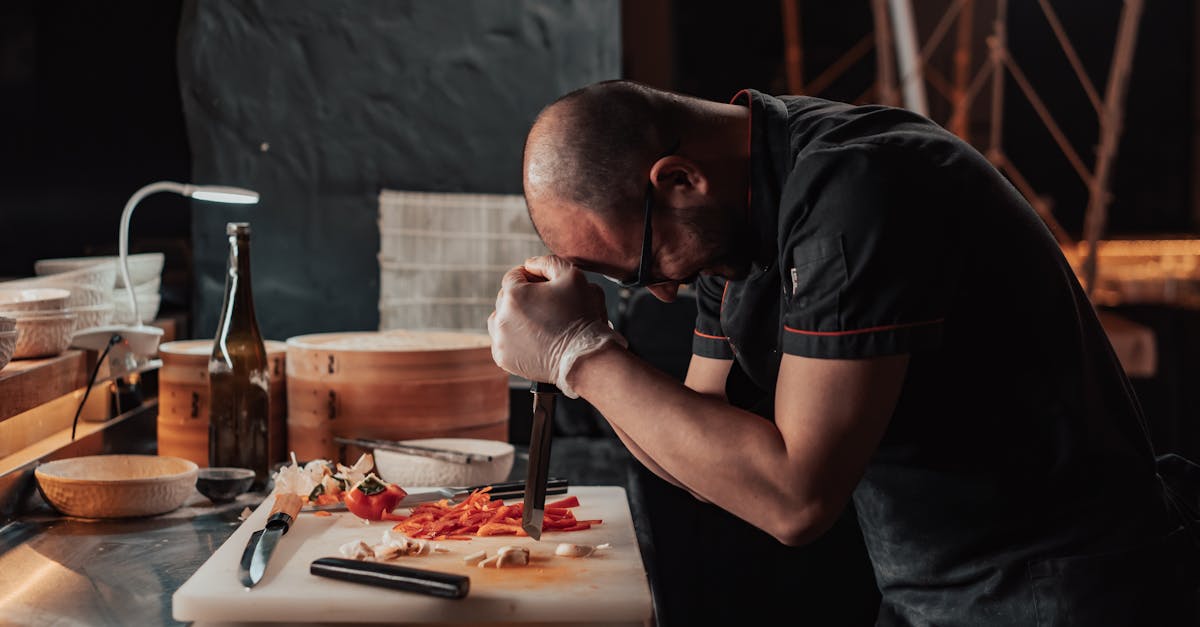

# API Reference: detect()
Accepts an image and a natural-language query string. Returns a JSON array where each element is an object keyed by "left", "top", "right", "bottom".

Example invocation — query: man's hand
[{"left": 487, "top": 255, "right": 626, "bottom": 397}]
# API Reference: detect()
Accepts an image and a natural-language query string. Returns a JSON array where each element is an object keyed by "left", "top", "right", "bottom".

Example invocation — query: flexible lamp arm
[{"left": 118, "top": 181, "right": 258, "bottom": 327}]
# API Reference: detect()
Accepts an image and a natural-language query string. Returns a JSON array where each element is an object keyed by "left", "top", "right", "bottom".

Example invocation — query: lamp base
[{"left": 71, "top": 324, "right": 164, "bottom": 357}]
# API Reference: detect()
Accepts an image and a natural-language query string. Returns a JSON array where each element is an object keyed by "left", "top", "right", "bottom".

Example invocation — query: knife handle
[
  {"left": 311, "top": 557, "right": 470, "bottom": 599},
  {"left": 483, "top": 477, "right": 569, "bottom": 501},
  {"left": 269, "top": 493, "right": 304, "bottom": 533},
  {"left": 530, "top": 380, "right": 560, "bottom": 394}
]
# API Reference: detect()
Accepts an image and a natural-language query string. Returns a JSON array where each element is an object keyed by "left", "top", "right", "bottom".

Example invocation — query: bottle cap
[{"left": 227, "top": 222, "right": 251, "bottom": 236}]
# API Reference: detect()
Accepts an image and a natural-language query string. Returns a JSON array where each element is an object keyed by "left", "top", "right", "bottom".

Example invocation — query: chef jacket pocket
[
  {"left": 788, "top": 235, "right": 845, "bottom": 312},
  {"left": 1028, "top": 528, "right": 1197, "bottom": 626}
]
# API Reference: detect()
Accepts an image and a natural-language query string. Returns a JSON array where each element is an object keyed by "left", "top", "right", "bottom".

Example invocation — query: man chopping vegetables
[{"left": 487, "top": 80, "right": 1199, "bottom": 625}]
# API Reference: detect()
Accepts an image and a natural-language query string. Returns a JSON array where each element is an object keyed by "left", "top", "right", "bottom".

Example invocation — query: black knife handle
[
  {"left": 480, "top": 477, "right": 569, "bottom": 501},
  {"left": 530, "top": 380, "right": 559, "bottom": 394},
  {"left": 310, "top": 558, "right": 470, "bottom": 599}
]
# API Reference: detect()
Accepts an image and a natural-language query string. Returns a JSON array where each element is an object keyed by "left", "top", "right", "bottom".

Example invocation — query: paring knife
[
  {"left": 301, "top": 477, "right": 569, "bottom": 513},
  {"left": 239, "top": 493, "right": 304, "bottom": 588},
  {"left": 522, "top": 381, "right": 559, "bottom": 540}
]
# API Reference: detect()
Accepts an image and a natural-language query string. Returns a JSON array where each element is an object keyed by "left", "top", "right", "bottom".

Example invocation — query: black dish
[{"left": 196, "top": 467, "right": 256, "bottom": 503}]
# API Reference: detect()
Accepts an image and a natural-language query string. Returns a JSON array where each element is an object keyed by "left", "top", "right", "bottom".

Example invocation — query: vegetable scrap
[
  {"left": 274, "top": 452, "right": 409, "bottom": 521},
  {"left": 389, "top": 489, "right": 601, "bottom": 539},
  {"left": 554, "top": 542, "right": 611, "bottom": 558},
  {"left": 337, "top": 530, "right": 449, "bottom": 562},
  {"left": 274, "top": 451, "right": 376, "bottom": 507}
]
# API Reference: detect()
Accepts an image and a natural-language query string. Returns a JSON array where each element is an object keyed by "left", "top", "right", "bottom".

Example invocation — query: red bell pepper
[{"left": 343, "top": 474, "right": 407, "bottom": 521}]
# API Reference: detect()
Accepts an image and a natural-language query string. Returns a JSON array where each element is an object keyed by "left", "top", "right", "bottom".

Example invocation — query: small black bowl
[{"left": 196, "top": 467, "right": 256, "bottom": 503}]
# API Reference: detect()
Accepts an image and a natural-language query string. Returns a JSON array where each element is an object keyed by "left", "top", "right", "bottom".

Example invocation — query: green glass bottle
[{"left": 208, "top": 222, "right": 271, "bottom": 489}]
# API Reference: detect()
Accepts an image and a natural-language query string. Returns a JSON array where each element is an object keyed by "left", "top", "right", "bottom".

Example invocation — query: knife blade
[
  {"left": 301, "top": 477, "right": 570, "bottom": 513},
  {"left": 522, "top": 381, "right": 559, "bottom": 540},
  {"left": 239, "top": 493, "right": 303, "bottom": 588}
]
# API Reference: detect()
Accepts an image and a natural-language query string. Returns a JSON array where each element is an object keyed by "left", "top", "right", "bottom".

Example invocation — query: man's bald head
[{"left": 523, "top": 80, "right": 693, "bottom": 232}]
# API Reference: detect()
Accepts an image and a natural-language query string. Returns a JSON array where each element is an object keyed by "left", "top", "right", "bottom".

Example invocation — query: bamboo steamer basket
[
  {"left": 285, "top": 330, "right": 509, "bottom": 462},
  {"left": 157, "top": 339, "right": 288, "bottom": 467}
]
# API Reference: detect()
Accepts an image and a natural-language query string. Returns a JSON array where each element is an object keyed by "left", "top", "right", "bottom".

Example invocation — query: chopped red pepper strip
[
  {"left": 547, "top": 495, "right": 580, "bottom": 509},
  {"left": 389, "top": 489, "right": 598, "bottom": 539}
]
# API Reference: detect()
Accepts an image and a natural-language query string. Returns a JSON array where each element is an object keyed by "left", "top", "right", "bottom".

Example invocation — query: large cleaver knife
[{"left": 522, "top": 381, "right": 559, "bottom": 540}]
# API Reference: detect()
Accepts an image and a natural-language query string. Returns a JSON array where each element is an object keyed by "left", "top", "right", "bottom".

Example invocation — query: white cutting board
[{"left": 173, "top": 486, "right": 652, "bottom": 626}]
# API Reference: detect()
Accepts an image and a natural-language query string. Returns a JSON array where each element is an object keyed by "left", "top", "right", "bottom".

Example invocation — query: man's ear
[{"left": 649, "top": 155, "right": 708, "bottom": 199}]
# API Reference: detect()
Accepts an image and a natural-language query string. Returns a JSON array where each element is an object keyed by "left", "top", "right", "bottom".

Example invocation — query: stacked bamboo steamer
[
  {"left": 285, "top": 330, "right": 508, "bottom": 462},
  {"left": 157, "top": 340, "right": 288, "bottom": 467}
]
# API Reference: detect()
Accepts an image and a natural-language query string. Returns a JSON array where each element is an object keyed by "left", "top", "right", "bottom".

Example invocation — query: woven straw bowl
[{"left": 35, "top": 455, "right": 198, "bottom": 519}]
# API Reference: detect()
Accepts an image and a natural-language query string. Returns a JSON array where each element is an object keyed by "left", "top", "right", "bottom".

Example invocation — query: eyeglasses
[{"left": 604, "top": 181, "right": 657, "bottom": 289}]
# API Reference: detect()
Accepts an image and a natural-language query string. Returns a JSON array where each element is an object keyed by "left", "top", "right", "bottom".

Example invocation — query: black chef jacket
[{"left": 691, "top": 90, "right": 1195, "bottom": 625}]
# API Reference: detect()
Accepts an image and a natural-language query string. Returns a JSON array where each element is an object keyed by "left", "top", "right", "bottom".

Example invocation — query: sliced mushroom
[
  {"left": 462, "top": 550, "right": 488, "bottom": 565},
  {"left": 477, "top": 554, "right": 501, "bottom": 568}
]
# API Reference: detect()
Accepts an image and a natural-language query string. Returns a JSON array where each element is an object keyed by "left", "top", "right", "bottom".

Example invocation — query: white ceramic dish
[
  {"left": 0, "top": 287, "right": 71, "bottom": 312},
  {"left": 2, "top": 264, "right": 117, "bottom": 306},
  {"left": 34, "top": 454, "right": 198, "bottom": 518},
  {"left": 111, "top": 276, "right": 161, "bottom": 302},
  {"left": 372, "top": 438, "right": 515, "bottom": 487},
  {"left": 112, "top": 292, "right": 161, "bottom": 324},
  {"left": 0, "top": 330, "right": 15, "bottom": 371},
  {"left": 13, "top": 313, "right": 76, "bottom": 359},
  {"left": 67, "top": 302, "right": 116, "bottom": 330},
  {"left": 35, "top": 253, "right": 163, "bottom": 288}
]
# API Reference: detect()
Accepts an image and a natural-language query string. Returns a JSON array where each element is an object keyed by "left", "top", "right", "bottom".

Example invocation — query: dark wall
[
  {"left": 0, "top": 0, "right": 193, "bottom": 314},
  {"left": 178, "top": 0, "right": 620, "bottom": 341}
]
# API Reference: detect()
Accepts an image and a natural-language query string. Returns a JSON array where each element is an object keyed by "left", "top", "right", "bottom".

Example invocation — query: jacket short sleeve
[
  {"left": 780, "top": 144, "right": 960, "bottom": 358},
  {"left": 692, "top": 275, "right": 733, "bottom": 359}
]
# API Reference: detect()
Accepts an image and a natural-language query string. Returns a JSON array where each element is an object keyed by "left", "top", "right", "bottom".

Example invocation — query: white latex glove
[{"left": 487, "top": 255, "right": 627, "bottom": 398}]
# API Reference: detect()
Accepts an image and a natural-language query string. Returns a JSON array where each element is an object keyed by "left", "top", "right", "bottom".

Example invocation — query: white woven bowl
[
  {"left": 372, "top": 438, "right": 515, "bottom": 487},
  {"left": 35, "top": 253, "right": 163, "bottom": 288},
  {"left": 0, "top": 330, "right": 15, "bottom": 371},
  {"left": 13, "top": 313, "right": 76, "bottom": 359},
  {"left": 111, "top": 277, "right": 161, "bottom": 302},
  {"left": 112, "top": 293, "right": 161, "bottom": 325},
  {"left": 35, "top": 455, "right": 198, "bottom": 519},
  {"left": 2, "top": 263, "right": 117, "bottom": 306},
  {"left": 67, "top": 302, "right": 115, "bottom": 330},
  {"left": 0, "top": 288, "right": 71, "bottom": 312}
]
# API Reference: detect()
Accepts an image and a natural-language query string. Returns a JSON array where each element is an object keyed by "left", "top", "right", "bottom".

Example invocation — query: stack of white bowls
[
  {"left": 0, "top": 288, "right": 78, "bottom": 360},
  {"left": 0, "top": 262, "right": 116, "bottom": 331},
  {"left": 29, "top": 253, "right": 164, "bottom": 326}
]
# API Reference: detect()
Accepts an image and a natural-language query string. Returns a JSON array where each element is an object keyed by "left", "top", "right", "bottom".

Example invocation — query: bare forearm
[
  {"left": 607, "top": 421, "right": 707, "bottom": 499},
  {"left": 568, "top": 345, "right": 823, "bottom": 542}
]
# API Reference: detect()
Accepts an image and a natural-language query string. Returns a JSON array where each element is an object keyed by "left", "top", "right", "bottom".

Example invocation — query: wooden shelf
[{"left": 0, "top": 350, "right": 91, "bottom": 422}]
